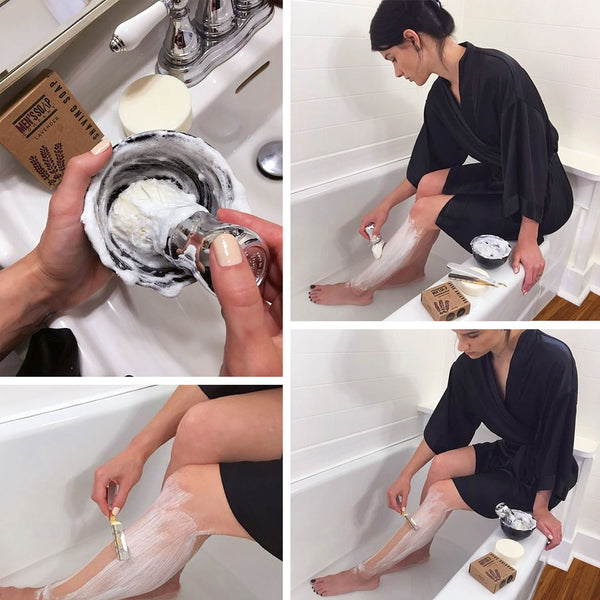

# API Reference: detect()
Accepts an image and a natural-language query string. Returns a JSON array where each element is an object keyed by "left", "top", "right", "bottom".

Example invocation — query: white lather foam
[
  {"left": 109, "top": 178, "right": 208, "bottom": 264},
  {"left": 350, "top": 218, "right": 421, "bottom": 291},
  {"left": 36, "top": 475, "right": 211, "bottom": 600},
  {"left": 356, "top": 488, "right": 450, "bottom": 576}
]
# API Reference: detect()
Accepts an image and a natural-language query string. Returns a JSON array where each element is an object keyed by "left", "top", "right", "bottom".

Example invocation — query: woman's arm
[
  {"left": 533, "top": 489, "right": 562, "bottom": 550},
  {"left": 0, "top": 254, "right": 57, "bottom": 359},
  {"left": 387, "top": 439, "right": 436, "bottom": 513},
  {"left": 511, "top": 216, "right": 545, "bottom": 295},
  {"left": 359, "top": 178, "right": 417, "bottom": 240},
  {"left": 129, "top": 386, "right": 211, "bottom": 460},
  {"left": 92, "top": 386, "right": 210, "bottom": 516},
  {"left": 0, "top": 143, "right": 114, "bottom": 360}
]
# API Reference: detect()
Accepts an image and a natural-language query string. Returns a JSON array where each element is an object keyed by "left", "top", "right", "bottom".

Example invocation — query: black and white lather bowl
[{"left": 82, "top": 130, "right": 249, "bottom": 297}]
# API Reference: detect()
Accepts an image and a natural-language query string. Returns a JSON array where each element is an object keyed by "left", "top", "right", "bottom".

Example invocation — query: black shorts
[
  {"left": 220, "top": 459, "right": 282, "bottom": 559},
  {"left": 452, "top": 441, "right": 560, "bottom": 519},
  {"left": 437, "top": 159, "right": 571, "bottom": 252},
  {"left": 197, "top": 385, "right": 282, "bottom": 560}
]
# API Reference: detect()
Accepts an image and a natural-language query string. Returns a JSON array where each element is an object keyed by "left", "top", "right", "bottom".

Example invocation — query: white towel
[{"left": 43, "top": 0, "right": 88, "bottom": 24}]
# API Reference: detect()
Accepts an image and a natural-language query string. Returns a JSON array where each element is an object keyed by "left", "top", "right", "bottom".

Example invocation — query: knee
[
  {"left": 172, "top": 403, "right": 222, "bottom": 461},
  {"left": 427, "top": 453, "right": 451, "bottom": 483},
  {"left": 416, "top": 171, "right": 445, "bottom": 200},
  {"left": 409, "top": 196, "right": 436, "bottom": 230},
  {"left": 426, "top": 480, "right": 456, "bottom": 509}
]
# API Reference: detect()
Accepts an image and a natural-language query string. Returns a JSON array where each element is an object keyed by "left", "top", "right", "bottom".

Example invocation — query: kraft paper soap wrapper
[
  {"left": 469, "top": 552, "right": 517, "bottom": 593},
  {"left": 0, "top": 70, "right": 103, "bottom": 189},
  {"left": 421, "top": 281, "right": 471, "bottom": 321}
]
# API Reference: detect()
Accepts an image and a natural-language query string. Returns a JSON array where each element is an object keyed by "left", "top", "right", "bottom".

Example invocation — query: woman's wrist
[
  {"left": 533, "top": 489, "right": 552, "bottom": 514},
  {"left": 128, "top": 434, "right": 159, "bottom": 463},
  {"left": 0, "top": 252, "right": 60, "bottom": 358},
  {"left": 518, "top": 216, "right": 540, "bottom": 244}
]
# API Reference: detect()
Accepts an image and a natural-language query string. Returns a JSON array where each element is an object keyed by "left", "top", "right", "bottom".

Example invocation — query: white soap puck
[
  {"left": 118, "top": 74, "right": 193, "bottom": 136},
  {"left": 495, "top": 538, "right": 524, "bottom": 565},
  {"left": 457, "top": 266, "right": 490, "bottom": 297}
]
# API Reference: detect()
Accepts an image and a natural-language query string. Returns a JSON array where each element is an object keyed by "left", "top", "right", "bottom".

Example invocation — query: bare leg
[
  {"left": 311, "top": 479, "right": 471, "bottom": 597},
  {"left": 309, "top": 169, "right": 452, "bottom": 306},
  {"left": 383, "top": 446, "right": 476, "bottom": 573},
  {"left": 0, "top": 465, "right": 252, "bottom": 600},
  {"left": 163, "top": 388, "right": 282, "bottom": 482},
  {"left": 156, "top": 388, "right": 281, "bottom": 594}
]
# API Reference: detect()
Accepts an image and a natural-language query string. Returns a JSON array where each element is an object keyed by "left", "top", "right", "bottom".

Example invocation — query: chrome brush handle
[{"left": 167, "top": 211, "right": 269, "bottom": 293}]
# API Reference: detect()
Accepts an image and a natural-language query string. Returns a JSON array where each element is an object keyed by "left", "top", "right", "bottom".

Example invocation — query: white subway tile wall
[
  {"left": 292, "top": 0, "right": 600, "bottom": 191},
  {"left": 291, "top": 329, "right": 449, "bottom": 480},
  {"left": 292, "top": 329, "right": 600, "bottom": 538},
  {"left": 463, "top": 0, "right": 600, "bottom": 159}
]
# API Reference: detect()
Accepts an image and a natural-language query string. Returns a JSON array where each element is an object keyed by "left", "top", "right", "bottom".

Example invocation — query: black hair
[{"left": 370, "top": 0, "right": 455, "bottom": 54}]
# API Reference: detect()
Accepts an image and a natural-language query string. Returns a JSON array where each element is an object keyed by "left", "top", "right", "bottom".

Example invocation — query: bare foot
[
  {"left": 308, "top": 284, "right": 373, "bottom": 306},
  {"left": 381, "top": 546, "right": 430, "bottom": 574},
  {"left": 0, "top": 588, "right": 37, "bottom": 600},
  {"left": 311, "top": 568, "right": 380, "bottom": 596}
]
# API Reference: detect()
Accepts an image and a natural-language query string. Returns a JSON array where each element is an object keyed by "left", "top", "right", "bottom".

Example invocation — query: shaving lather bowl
[
  {"left": 495, "top": 502, "right": 536, "bottom": 540},
  {"left": 470, "top": 234, "right": 511, "bottom": 269},
  {"left": 82, "top": 130, "right": 269, "bottom": 297}
]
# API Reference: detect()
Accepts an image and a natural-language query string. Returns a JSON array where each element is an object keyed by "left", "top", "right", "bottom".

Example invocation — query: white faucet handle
[{"left": 110, "top": 1, "right": 169, "bottom": 52}]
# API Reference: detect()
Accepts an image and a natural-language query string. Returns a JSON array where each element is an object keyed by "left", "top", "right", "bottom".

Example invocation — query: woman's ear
[{"left": 403, "top": 29, "right": 421, "bottom": 51}]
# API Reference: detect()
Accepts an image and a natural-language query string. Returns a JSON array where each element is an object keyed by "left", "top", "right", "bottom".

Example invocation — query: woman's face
[
  {"left": 454, "top": 330, "right": 507, "bottom": 359},
  {"left": 379, "top": 31, "right": 432, "bottom": 86}
]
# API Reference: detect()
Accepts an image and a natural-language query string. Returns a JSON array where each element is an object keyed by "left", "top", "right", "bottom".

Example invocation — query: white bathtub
[
  {"left": 291, "top": 438, "right": 575, "bottom": 600},
  {"left": 0, "top": 386, "right": 281, "bottom": 600},
  {"left": 291, "top": 161, "right": 562, "bottom": 321}
]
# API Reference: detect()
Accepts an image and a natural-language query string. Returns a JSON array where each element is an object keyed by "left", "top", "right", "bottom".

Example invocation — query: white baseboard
[
  {"left": 558, "top": 264, "right": 600, "bottom": 306},
  {"left": 546, "top": 530, "right": 600, "bottom": 570}
]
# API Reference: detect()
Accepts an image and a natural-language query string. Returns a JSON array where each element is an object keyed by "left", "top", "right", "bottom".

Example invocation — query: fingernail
[
  {"left": 213, "top": 233, "right": 242, "bottom": 267},
  {"left": 91, "top": 138, "right": 111, "bottom": 155},
  {"left": 112, "top": 507, "right": 120, "bottom": 517},
  {"left": 311, "top": 579, "right": 316, "bottom": 583},
  {"left": 310, "top": 285, "right": 316, "bottom": 289}
]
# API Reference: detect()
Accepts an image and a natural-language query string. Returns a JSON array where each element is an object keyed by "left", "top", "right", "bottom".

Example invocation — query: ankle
[
  {"left": 353, "top": 566, "right": 379, "bottom": 582},
  {"left": 346, "top": 283, "right": 373, "bottom": 298}
]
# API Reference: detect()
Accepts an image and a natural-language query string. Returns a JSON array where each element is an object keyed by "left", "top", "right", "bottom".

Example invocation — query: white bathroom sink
[{"left": 0, "top": 1, "right": 282, "bottom": 375}]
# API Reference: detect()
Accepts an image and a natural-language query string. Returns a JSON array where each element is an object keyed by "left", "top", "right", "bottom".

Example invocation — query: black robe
[
  {"left": 407, "top": 42, "right": 573, "bottom": 251},
  {"left": 424, "top": 330, "right": 578, "bottom": 518},
  {"left": 198, "top": 385, "right": 283, "bottom": 559}
]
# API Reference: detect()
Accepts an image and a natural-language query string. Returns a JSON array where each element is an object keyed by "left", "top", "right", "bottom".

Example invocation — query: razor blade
[
  {"left": 110, "top": 514, "right": 130, "bottom": 561},
  {"left": 401, "top": 508, "right": 419, "bottom": 530},
  {"left": 365, "top": 223, "right": 385, "bottom": 259}
]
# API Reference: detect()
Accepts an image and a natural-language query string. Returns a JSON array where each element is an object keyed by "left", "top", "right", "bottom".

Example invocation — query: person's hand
[
  {"left": 211, "top": 208, "right": 282, "bottom": 376},
  {"left": 34, "top": 139, "right": 114, "bottom": 311},
  {"left": 359, "top": 204, "right": 390, "bottom": 240},
  {"left": 91, "top": 447, "right": 146, "bottom": 518},
  {"left": 387, "top": 472, "right": 412, "bottom": 514},
  {"left": 511, "top": 238, "right": 545, "bottom": 295},
  {"left": 533, "top": 507, "right": 562, "bottom": 550}
]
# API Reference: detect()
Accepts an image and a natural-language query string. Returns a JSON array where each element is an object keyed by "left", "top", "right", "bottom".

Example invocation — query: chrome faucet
[{"left": 109, "top": 0, "right": 274, "bottom": 86}]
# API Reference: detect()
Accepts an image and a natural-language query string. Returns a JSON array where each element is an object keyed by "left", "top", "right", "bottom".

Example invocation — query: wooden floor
[
  {"left": 534, "top": 292, "right": 600, "bottom": 320},
  {"left": 532, "top": 559, "right": 600, "bottom": 600}
]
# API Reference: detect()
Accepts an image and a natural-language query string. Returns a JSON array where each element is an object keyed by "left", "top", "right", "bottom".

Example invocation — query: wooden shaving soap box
[
  {"left": 469, "top": 552, "right": 517, "bottom": 593},
  {"left": 0, "top": 70, "right": 103, "bottom": 189},
  {"left": 421, "top": 281, "right": 471, "bottom": 321}
]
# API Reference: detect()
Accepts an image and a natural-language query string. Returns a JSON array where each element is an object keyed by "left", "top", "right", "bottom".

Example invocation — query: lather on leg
[
  {"left": 312, "top": 480, "right": 469, "bottom": 597},
  {"left": 308, "top": 189, "right": 453, "bottom": 306},
  {"left": 0, "top": 464, "right": 252, "bottom": 600}
]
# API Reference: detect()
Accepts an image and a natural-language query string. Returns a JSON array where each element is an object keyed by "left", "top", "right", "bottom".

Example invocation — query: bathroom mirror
[{"left": 0, "top": 0, "right": 121, "bottom": 95}]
